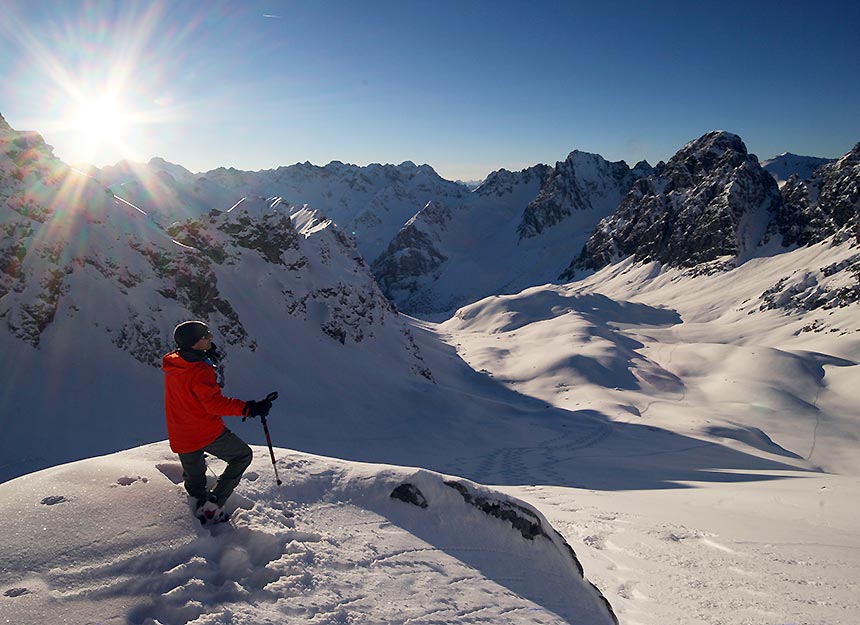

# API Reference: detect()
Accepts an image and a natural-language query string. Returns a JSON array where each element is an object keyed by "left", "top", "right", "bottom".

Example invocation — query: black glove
[
  {"left": 245, "top": 398, "right": 272, "bottom": 419},
  {"left": 244, "top": 399, "right": 271, "bottom": 419},
  {"left": 244, "top": 392, "right": 278, "bottom": 419}
]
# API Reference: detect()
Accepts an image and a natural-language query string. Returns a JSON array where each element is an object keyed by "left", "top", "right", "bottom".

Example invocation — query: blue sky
[{"left": 1, "top": 0, "right": 858, "bottom": 181}]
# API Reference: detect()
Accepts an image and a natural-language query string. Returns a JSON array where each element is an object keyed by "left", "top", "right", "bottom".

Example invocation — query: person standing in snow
[{"left": 163, "top": 320, "right": 274, "bottom": 524}]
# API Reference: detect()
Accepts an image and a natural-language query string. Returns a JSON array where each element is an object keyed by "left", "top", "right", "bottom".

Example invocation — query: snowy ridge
[
  {"left": 0, "top": 443, "right": 616, "bottom": 625},
  {"left": 92, "top": 157, "right": 469, "bottom": 264},
  {"left": 761, "top": 152, "right": 835, "bottom": 186},
  {"left": 374, "top": 154, "right": 649, "bottom": 315}
]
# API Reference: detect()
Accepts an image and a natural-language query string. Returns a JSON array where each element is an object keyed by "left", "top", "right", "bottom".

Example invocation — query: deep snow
[{"left": 0, "top": 443, "right": 613, "bottom": 625}]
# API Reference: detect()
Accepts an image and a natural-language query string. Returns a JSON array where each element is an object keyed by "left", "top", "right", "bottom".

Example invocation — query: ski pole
[{"left": 260, "top": 391, "right": 282, "bottom": 486}]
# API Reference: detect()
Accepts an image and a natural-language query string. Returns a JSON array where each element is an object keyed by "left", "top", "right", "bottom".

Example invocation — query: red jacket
[{"left": 162, "top": 351, "right": 247, "bottom": 453}]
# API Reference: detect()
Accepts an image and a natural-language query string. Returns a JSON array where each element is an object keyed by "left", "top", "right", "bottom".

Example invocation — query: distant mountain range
[{"left": 3, "top": 110, "right": 858, "bottom": 340}]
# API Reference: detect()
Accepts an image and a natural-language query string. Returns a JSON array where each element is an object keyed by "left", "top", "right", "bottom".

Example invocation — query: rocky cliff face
[
  {"left": 518, "top": 151, "right": 652, "bottom": 239},
  {"left": 563, "top": 131, "right": 783, "bottom": 276},
  {"left": 371, "top": 201, "right": 453, "bottom": 311},
  {"left": 774, "top": 143, "right": 860, "bottom": 247}
]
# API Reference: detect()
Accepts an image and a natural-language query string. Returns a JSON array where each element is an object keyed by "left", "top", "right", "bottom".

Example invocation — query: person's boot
[{"left": 194, "top": 494, "right": 229, "bottom": 525}]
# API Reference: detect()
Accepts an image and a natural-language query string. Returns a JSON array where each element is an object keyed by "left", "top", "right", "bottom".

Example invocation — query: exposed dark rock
[
  {"left": 774, "top": 143, "right": 860, "bottom": 247},
  {"left": 518, "top": 151, "right": 650, "bottom": 239},
  {"left": 444, "top": 480, "right": 549, "bottom": 542},
  {"left": 390, "top": 483, "right": 428, "bottom": 508}
]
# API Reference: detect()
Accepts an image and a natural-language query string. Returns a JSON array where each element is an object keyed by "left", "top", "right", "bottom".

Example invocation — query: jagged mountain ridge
[
  {"left": 91, "top": 156, "right": 469, "bottom": 265},
  {"left": 565, "top": 132, "right": 784, "bottom": 275},
  {"left": 563, "top": 132, "right": 860, "bottom": 279},
  {"left": 372, "top": 153, "right": 654, "bottom": 314},
  {"left": 775, "top": 143, "right": 860, "bottom": 248},
  {"left": 5, "top": 111, "right": 857, "bottom": 329}
]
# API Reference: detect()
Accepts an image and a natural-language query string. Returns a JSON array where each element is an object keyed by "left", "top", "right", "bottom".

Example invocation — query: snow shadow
[
  {"left": 386, "top": 305, "right": 815, "bottom": 491},
  {"left": 444, "top": 407, "right": 810, "bottom": 491}
]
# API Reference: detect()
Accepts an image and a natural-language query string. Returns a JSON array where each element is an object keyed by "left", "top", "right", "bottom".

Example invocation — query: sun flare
[{"left": 71, "top": 93, "right": 133, "bottom": 151}]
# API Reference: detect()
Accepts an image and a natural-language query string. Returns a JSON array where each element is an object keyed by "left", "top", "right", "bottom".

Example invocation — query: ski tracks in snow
[{"left": 469, "top": 412, "right": 612, "bottom": 485}]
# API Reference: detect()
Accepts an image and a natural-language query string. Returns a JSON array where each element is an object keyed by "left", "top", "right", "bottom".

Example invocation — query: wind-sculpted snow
[{"left": 0, "top": 443, "right": 616, "bottom": 625}]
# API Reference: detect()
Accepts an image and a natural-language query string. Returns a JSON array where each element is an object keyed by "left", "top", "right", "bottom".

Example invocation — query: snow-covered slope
[
  {"left": 4, "top": 112, "right": 860, "bottom": 625},
  {"left": 0, "top": 443, "right": 615, "bottom": 625},
  {"left": 762, "top": 152, "right": 834, "bottom": 186},
  {"left": 373, "top": 153, "right": 651, "bottom": 315},
  {"left": 436, "top": 234, "right": 860, "bottom": 623}
]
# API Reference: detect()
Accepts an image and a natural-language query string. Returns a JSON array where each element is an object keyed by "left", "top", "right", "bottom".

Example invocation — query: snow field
[{"left": 0, "top": 442, "right": 615, "bottom": 625}]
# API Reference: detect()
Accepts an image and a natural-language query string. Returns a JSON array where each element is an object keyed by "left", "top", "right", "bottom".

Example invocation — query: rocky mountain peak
[
  {"left": 563, "top": 130, "right": 781, "bottom": 276},
  {"left": 660, "top": 131, "right": 750, "bottom": 191},
  {"left": 518, "top": 152, "right": 649, "bottom": 239}
]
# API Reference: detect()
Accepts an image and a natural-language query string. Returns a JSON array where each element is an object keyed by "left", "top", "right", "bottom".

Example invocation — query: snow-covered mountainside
[
  {"left": 92, "top": 156, "right": 469, "bottom": 264},
  {"left": 3, "top": 110, "right": 860, "bottom": 625},
  {"left": 762, "top": 152, "right": 835, "bottom": 186},
  {"left": 0, "top": 443, "right": 616, "bottom": 625},
  {"left": 372, "top": 153, "right": 652, "bottom": 315},
  {"left": 0, "top": 114, "right": 434, "bottom": 479}
]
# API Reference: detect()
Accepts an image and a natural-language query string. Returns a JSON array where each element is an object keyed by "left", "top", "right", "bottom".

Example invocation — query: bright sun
[{"left": 69, "top": 93, "right": 134, "bottom": 161}]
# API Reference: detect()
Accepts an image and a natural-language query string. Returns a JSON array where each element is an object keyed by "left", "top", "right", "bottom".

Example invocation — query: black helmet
[{"left": 173, "top": 320, "right": 210, "bottom": 350}]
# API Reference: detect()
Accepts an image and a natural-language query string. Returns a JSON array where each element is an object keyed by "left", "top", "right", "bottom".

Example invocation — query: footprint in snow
[
  {"left": 40, "top": 495, "right": 68, "bottom": 506},
  {"left": 113, "top": 476, "right": 149, "bottom": 487}
]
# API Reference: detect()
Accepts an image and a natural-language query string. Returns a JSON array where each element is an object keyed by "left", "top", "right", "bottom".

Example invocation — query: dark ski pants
[{"left": 178, "top": 428, "right": 253, "bottom": 507}]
